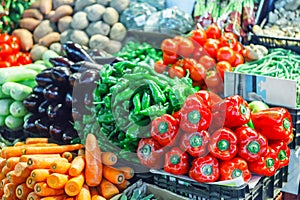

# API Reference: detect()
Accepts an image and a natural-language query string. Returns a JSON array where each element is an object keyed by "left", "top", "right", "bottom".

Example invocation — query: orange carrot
[
  {"left": 118, "top": 166, "right": 134, "bottom": 179},
  {"left": 50, "top": 161, "right": 71, "bottom": 174},
  {"left": 3, "top": 182, "right": 17, "bottom": 199},
  {"left": 34, "top": 182, "right": 65, "bottom": 196},
  {"left": 62, "top": 151, "right": 73, "bottom": 162},
  {"left": 19, "top": 154, "right": 61, "bottom": 162},
  {"left": 27, "top": 157, "right": 68, "bottom": 170},
  {"left": 77, "top": 149, "right": 85, "bottom": 157},
  {"left": 6, "top": 157, "right": 21, "bottom": 170},
  {"left": 14, "top": 141, "right": 25, "bottom": 146},
  {"left": 23, "top": 144, "right": 83, "bottom": 155},
  {"left": 40, "top": 196, "right": 67, "bottom": 200},
  {"left": 64, "top": 174, "right": 84, "bottom": 196},
  {"left": 0, "top": 157, "right": 7, "bottom": 169},
  {"left": 99, "top": 178, "right": 119, "bottom": 199},
  {"left": 85, "top": 134, "right": 102, "bottom": 187},
  {"left": 26, "top": 138, "right": 49, "bottom": 144},
  {"left": 116, "top": 180, "right": 130, "bottom": 192},
  {"left": 27, "top": 191, "right": 41, "bottom": 200},
  {"left": 47, "top": 173, "right": 69, "bottom": 189},
  {"left": 1, "top": 146, "right": 24, "bottom": 159},
  {"left": 30, "top": 169, "right": 51, "bottom": 182},
  {"left": 2, "top": 165, "right": 12, "bottom": 175},
  {"left": 26, "top": 177, "right": 36, "bottom": 189},
  {"left": 101, "top": 152, "right": 117, "bottom": 166},
  {"left": 64, "top": 197, "right": 76, "bottom": 200},
  {"left": 14, "top": 162, "right": 32, "bottom": 178},
  {"left": 0, "top": 178, "right": 8, "bottom": 188},
  {"left": 0, "top": 184, "right": 3, "bottom": 198},
  {"left": 90, "top": 187, "right": 106, "bottom": 200},
  {"left": 6, "top": 170, "right": 26, "bottom": 184},
  {"left": 21, "top": 143, "right": 59, "bottom": 147},
  {"left": 0, "top": 171, "right": 5, "bottom": 180},
  {"left": 16, "top": 182, "right": 32, "bottom": 199},
  {"left": 76, "top": 184, "right": 91, "bottom": 200},
  {"left": 102, "top": 165, "right": 125, "bottom": 185},
  {"left": 69, "top": 156, "right": 85, "bottom": 177}
]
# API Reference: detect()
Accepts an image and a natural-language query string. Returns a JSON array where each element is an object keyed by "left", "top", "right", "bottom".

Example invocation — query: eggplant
[
  {"left": 79, "top": 69, "right": 99, "bottom": 85},
  {"left": 65, "top": 92, "right": 73, "bottom": 109},
  {"left": 35, "top": 76, "right": 53, "bottom": 87},
  {"left": 37, "top": 68, "right": 53, "bottom": 78},
  {"left": 62, "top": 127, "right": 79, "bottom": 144},
  {"left": 23, "top": 115, "right": 39, "bottom": 133},
  {"left": 35, "top": 117, "right": 51, "bottom": 137},
  {"left": 62, "top": 41, "right": 95, "bottom": 63},
  {"left": 32, "top": 86, "right": 44, "bottom": 96},
  {"left": 69, "top": 62, "right": 83, "bottom": 73},
  {"left": 68, "top": 73, "right": 81, "bottom": 87},
  {"left": 47, "top": 103, "right": 67, "bottom": 121},
  {"left": 51, "top": 66, "right": 72, "bottom": 85},
  {"left": 49, "top": 56, "right": 74, "bottom": 68},
  {"left": 43, "top": 84, "right": 64, "bottom": 102},
  {"left": 38, "top": 100, "right": 50, "bottom": 115},
  {"left": 23, "top": 94, "right": 42, "bottom": 113},
  {"left": 49, "top": 123, "right": 65, "bottom": 141}
]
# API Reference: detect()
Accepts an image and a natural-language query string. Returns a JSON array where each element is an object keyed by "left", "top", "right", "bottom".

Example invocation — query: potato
[
  {"left": 58, "top": 16, "right": 72, "bottom": 32},
  {"left": 53, "top": 0, "right": 75, "bottom": 9},
  {"left": 39, "top": 32, "right": 61, "bottom": 47},
  {"left": 22, "top": 9, "right": 43, "bottom": 20},
  {"left": 84, "top": 4, "right": 106, "bottom": 22},
  {"left": 96, "top": 0, "right": 109, "bottom": 6},
  {"left": 103, "top": 7, "right": 119, "bottom": 25},
  {"left": 104, "top": 40, "right": 122, "bottom": 54},
  {"left": 30, "top": 0, "right": 41, "bottom": 8},
  {"left": 71, "top": 12, "right": 89, "bottom": 30},
  {"left": 110, "top": 22, "right": 127, "bottom": 41},
  {"left": 30, "top": 45, "right": 48, "bottom": 61},
  {"left": 110, "top": 0, "right": 130, "bottom": 13},
  {"left": 50, "top": 5, "right": 73, "bottom": 23},
  {"left": 69, "top": 30, "right": 89, "bottom": 46},
  {"left": 33, "top": 20, "right": 57, "bottom": 43},
  {"left": 49, "top": 42, "right": 62, "bottom": 55},
  {"left": 86, "top": 21, "right": 110, "bottom": 36},
  {"left": 60, "top": 30, "right": 73, "bottom": 44},
  {"left": 74, "top": 0, "right": 96, "bottom": 11},
  {"left": 12, "top": 29, "right": 34, "bottom": 51},
  {"left": 40, "top": 0, "right": 52, "bottom": 15},
  {"left": 19, "top": 18, "right": 41, "bottom": 31},
  {"left": 89, "top": 34, "right": 110, "bottom": 50}
]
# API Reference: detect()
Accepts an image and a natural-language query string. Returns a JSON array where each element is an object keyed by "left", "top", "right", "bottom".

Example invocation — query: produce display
[{"left": 0, "top": 134, "right": 134, "bottom": 199}]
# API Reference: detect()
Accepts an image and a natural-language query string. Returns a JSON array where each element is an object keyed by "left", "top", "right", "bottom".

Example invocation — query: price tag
[
  {"left": 162, "top": 9, "right": 176, "bottom": 18},
  {"left": 134, "top": 14, "right": 146, "bottom": 26}
]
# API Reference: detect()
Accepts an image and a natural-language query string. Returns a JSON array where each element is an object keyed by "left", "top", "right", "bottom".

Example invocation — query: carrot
[
  {"left": 19, "top": 154, "right": 61, "bottom": 162},
  {"left": 26, "top": 177, "right": 36, "bottom": 189},
  {"left": 69, "top": 156, "right": 85, "bottom": 177},
  {"left": 30, "top": 169, "right": 50, "bottom": 182},
  {"left": 50, "top": 161, "right": 71, "bottom": 174},
  {"left": 47, "top": 173, "right": 69, "bottom": 189},
  {"left": 40, "top": 196, "right": 67, "bottom": 200},
  {"left": 0, "top": 184, "right": 3, "bottom": 197},
  {"left": 1, "top": 146, "right": 24, "bottom": 159},
  {"left": 0, "top": 157, "right": 7, "bottom": 169},
  {"left": 102, "top": 165, "right": 125, "bottom": 185},
  {"left": 23, "top": 144, "right": 83, "bottom": 155},
  {"left": 77, "top": 149, "right": 85, "bottom": 157},
  {"left": 16, "top": 182, "right": 32, "bottom": 199},
  {"left": 2, "top": 165, "right": 12, "bottom": 175},
  {"left": 75, "top": 184, "right": 91, "bottom": 200},
  {"left": 26, "top": 138, "right": 49, "bottom": 144},
  {"left": 21, "top": 143, "right": 59, "bottom": 147},
  {"left": 118, "top": 167, "right": 134, "bottom": 180},
  {"left": 0, "top": 171, "right": 5, "bottom": 180},
  {"left": 14, "top": 141, "right": 25, "bottom": 146},
  {"left": 64, "top": 197, "right": 76, "bottom": 200},
  {"left": 27, "top": 191, "right": 41, "bottom": 200},
  {"left": 101, "top": 152, "right": 117, "bottom": 166},
  {"left": 116, "top": 180, "right": 130, "bottom": 192},
  {"left": 27, "top": 157, "right": 68, "bottom": 170},
  {"left": 85, "top": 134, "right": 102, "bottom": 187},
  {"left": 6, "top": 170, "right": 26, "bottom": 184},
  {"left": 99, "top": 178, "right": 119, "bottom": 199},
  {"left": 62, "top": 152, "right": 73, "bottom": 162},
  {"left": 34, "top": 182, "right": 65, "bottom": 196},
  {"left": 64, "top": 174, "right": 84, "bottom": 196},
  {"left": 3, "top": 182, "right": 17, "bottom": 199},
  {"left": 14, "top": 162, "right": 31, "bottom": 178},
  {"left": 0, "top": 178, "right": 8, "bottom": 189},
  {"left": 90, "top": 187, "right": 106, "bottom": 200},
  {"left": 6, "top": 157, "right": 21, "bottom": 170}
]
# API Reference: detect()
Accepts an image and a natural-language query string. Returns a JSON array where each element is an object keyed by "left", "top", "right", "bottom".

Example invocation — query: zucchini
[
  {"left": 10, "top": 101, "right": 28, "bottom": 117},
  {"left": 0, "top": 115, "right": 5, "bottom": 127},
  {"left": 0, "top": 85, "right": 10, "bottom": 99},
  {"left": 5, "top": 115, "right": 23, "bottom": 130},
  {"left": 23, "top": 63, "right": 47, "bottom": 73},
  {"left": 17, "top": 79, "right": 37, "bottom": 88},
  {"left": 0, "top": 99, "right": 14, "bottom": 115},
  {"left": 9, "top": 83, "right": 32, "bottom": 101},
  {"left": 0, "top": 68, "right": 38, "bottom": 84}
]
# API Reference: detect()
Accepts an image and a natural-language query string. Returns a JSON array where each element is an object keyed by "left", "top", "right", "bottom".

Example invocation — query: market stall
[{"left": 0, "top": 0, "right": 299, "bottom": 199}]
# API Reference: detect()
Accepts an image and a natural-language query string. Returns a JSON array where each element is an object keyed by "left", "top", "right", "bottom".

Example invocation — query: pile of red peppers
[{"left": 137, "top": 91, "right": 293, "bottom": 183}]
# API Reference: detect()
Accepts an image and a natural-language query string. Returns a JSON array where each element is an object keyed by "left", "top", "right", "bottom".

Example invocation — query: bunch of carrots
[{"left": 0, "top": 134, "right": 134, "bottom": 200}]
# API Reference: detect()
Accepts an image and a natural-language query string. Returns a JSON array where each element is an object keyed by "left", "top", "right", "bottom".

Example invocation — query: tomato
[
  {"left": 177, "top": 36, "right": 195, "bottom": 58},
  {"left": 190, "top": 63, "right": 206, "bottom": 82},
  {"left": 233, "top": 42, "right": 244, "bottom": 54},
  {"left": 205, "top": 69, "right": 222, "bottom": 88},
  {"left": 219, "top": 33, "right": 237, "bottom": 49},
  {"left": 199, "top": 55, "right": 216, "bottom": 70},
  {"left": 0, "top": 33, "right": 10, "bottom": 43},
  {"left": 216, "top": 61, "right": 232, "bottom": 81},
  {"left": 203, "top": 39, "right": 219, "bottom": 59},
  {"left": 154, "top": 60, "right": 168, "bottom": 74},
  {"left": 0, "top": 61, "right": 11, "bottom": 68},
  {"left": 205, "top": 23, "right": 221, "bottom": 39},
  {"left": 169, "top": 65, "right": 186, "bottom": 78},
  {"left": 163, "top": 53, "right": 178, "bottom": 65},
  {"left": 9, "top": 36, "right": 21, "bottom": 53},
  {"left": 179, "top": 58, "right": 197, "bottom": 72},
  {"left": 224, "top": 32, "right": 238, "bottom": 40},
  {"left": 232, "top": 52, "right": 245, "bottom": 67},
  {"left": 216, "top": 46, "right": 236, "bottom": 64},
  {"left": 192, "top": 46, "right": 207, "bottom": 61},
  {"left": 5, "top": 54, "right": 18, "bottom": 66},
  {"left": 161, "top": 38, "right": 178, "bottom": 55},
  {"left": 17, "top": 52, "right": 32, "bottom": 65},
  {"left": 0, "top": 43, "right": 12, "bottom": 57},
  {"left": 189, "top": 29, "right": 207, "bottom": 46}
]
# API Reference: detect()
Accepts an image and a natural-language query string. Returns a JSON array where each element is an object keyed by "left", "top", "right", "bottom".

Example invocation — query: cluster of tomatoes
[
  {"left": 154, "top": 24, "right": 245, "bottom": 94},
  {"left": 0, "top": 33, "right": 32, "bottom": 68}
]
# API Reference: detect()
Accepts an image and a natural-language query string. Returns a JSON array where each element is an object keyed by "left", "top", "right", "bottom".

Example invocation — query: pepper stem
[
  {"left": 141, "top": 144, "right": 152, "bottom": 156},
  {"left": 190, "top": 134, "right": 202, "bottom": 148},
  {"left": 246, "top": 141, "right": 260, "bottom": 154},
  {"left": 158, "top": 121, "right": 169, "bottom": 134},
  {"left": 202, "top": 164, "right": 213, "bottom": 176},
  {"left": 240, "top": 104, "right": 248, "bottom": 115},
  {"left": 170, "top": 155, "right": 180, "bottom": 165},
  {"left": 188, "top": 110, "right": 201, "bottom": 124},
  {"left": 266, "top": 158, "right": 275, "bottom": 168},
  {"left": 283, "top": 118, "right": 291, "bottom": 130},
  {"left": 217, "top": 140, "right": 229, "bottom": 151},
  {"left": 231, "top": 169, "right": 242, "bottom": 179},
  {"left": 278, "top": 150, "right": 287, "bottom": 161}
]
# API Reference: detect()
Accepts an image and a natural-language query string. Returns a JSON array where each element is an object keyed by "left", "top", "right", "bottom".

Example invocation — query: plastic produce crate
[
  {"left": 152, "top": 166, "right": 288, "bottom": 200},
  {"left": 287, "top": 108, "right": 300, "bottom": 149}
]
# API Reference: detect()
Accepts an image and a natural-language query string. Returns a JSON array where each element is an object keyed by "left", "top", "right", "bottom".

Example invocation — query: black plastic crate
[
  {"left": 286, "top": 108, "right": 300, "bottom": 149},
  {"left": 153, "top": 166, "right": 288, "bottom": 200}
]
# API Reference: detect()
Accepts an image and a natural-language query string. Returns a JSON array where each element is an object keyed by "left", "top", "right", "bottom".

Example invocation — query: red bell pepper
[
  {"left": 234, "top": 126, "right": 268, "bottom": 162},
  {"left": 269, "top": 141, "right": 290, "bottom": 169},
  {"left": 164, "top": 147, "right": 189, "bottom": 175},
  {"left": 179, "top": 96, "right": 212, "bottom": 133},
  {"left": 189, "top": 155, "right": 220, "bottom": 182},
  {"left": 151, "top": 114, "right": 179, "bottom": 146},
  {"left": 179, "top": 130, "right": 210, "bottom": 157},
  {"left": 137, "top": 138, "right": 165, "bottom": 169},
  {"left": 209, "top": 128, "right": 238, "bottom": 161},
  {"left": 220, "top": 157, "right": 252, "bottom": 182},
  {"left": 248, "top": 147, "right": 279, "bottom": 176},
  {"left": 251, "top": 107, "right": 293, "bottom": 140}
]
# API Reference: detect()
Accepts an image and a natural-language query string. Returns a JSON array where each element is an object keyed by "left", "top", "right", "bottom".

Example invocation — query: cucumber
[
  {"left": 0, "top": 68, "right": 38, "bottom": 84},
  {"left": 17, "top": 79, "right": 37, "bottom": 88},
  {"left": 34, "top": 60, "right": 46, "bottom": 65},
  {"left": 9, "top": 83, "right": 32, "bottom": 101},
  {"left": 0, "top": 115, "right": 5, "bottom": 127},
  {"left": 0, "top": 85, "right": 10, "bottom": 99},
  {"left": 0, "top": 99, "right": 14, "bottom": 115},
  {"left": 2, "top": 82, "right": 16, "bottom": 95},
  {"left": 10, "top": 101, "right": 28, "bottom": 117},
  {"left": 23, "top": 63, "right": 47, "bottom": 73},
  {"left": 5, "top": 115, "right": 23, "bottom": 130}
]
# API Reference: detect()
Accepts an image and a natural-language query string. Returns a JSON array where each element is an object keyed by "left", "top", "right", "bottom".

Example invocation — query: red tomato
[
  {"left": 205, "top": 69, "right": 222, "bottom": 88},
  {"left": 203, "top": 40, "right": 219, "bottom": 59},
  {"left": 154, "top": 60, "right": 168, "bottom": 74},
  {"left": 163, "top": 53, "right": 178, "bottom": 65},
  {"left": 199, "top": 55, "right": 217, "bottom": 70},
  {"left": 216, "top": 46, "right": 236, "bottom": 64},
  {"left": 0, "top": 33, "right": 10, "bottom": 43},
  {"left": 0, "top": 61, "right": 11, "bottom": 68},
  {"left": 5, "top": 54, "right": 18, "bottom": 66},
  {"left": 0, "top": 43, "right": 12, "bottom": 57},
  {"left": 161, "top": 38, "right": 178, "bottom": 55},
  {"left": 177, "top": 36, "right": 195, "bottom": 58},
  {"left": 169, "top": 65, "right": 186, "bottom": 78},
  {"left": 233, "top": 42, "right": 244, "bottom": 54},
  {"left": 206, "top": 23, "right": 221, "bottom": 39},
  {"left": 216, "top": 61, "right": 232, "bottom": 81},
  {"left": 180, "top": 58, "right": 197, "bottom": 72},
  {"left": 17, "top": 52, "right": 32, "bottom": 65},
  {"left": 9, "top": 36, "right": 21, "bottom": 53},
  {"left": 190, "top": 63, "right": 206, "bottom": 82},
  {"left": 189, "top": 29, "right": 207, "bottom": 46},
  {"left": 219, "top": 33, "right": 237, "bottom": 49},
  {"left": 192, "top": 46, "right": 207, "bottom": 60},
  {"left": 232, "top": 52, "right": 245, "bottom": 67}
]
